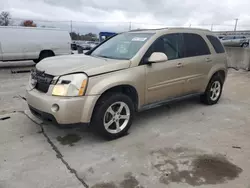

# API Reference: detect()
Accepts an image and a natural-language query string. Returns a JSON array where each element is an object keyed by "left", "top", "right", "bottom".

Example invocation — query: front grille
[{"left": 33, "top": 69, "right": 54, "bottom": 93}]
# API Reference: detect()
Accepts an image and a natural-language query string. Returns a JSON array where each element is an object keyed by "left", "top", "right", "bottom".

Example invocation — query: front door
[{"left": 144, "top": 33, "right": 188, "bottom": 104}]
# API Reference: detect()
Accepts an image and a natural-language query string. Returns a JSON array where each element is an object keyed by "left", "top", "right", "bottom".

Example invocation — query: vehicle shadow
[
  {"left": 42, "top": 96, "right": 203, "bottom": 145},
  {"left": 133, "top": 96, "right": 201, "bottom": 127}
]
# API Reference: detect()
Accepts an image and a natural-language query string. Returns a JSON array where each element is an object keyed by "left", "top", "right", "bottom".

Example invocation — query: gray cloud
[{"left": 1, "top": 0, "right": 250, "bottom": 33}]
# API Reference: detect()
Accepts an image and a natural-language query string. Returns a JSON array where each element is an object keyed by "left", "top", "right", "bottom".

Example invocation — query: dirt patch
[
  {"left": 152, "top": 148, "right": 243, "bottom": 186},
  {"left": 56, "top": 134, "right": 81, "bottom": 146},
  {"left": 140, "top": 172, "right": 148, "bottom": 177},
  {"left": 232, "top": 146, "right": 241, "bottom": 149},
  {"left": 192, "top": 155, "right": 243, "bottom": 184},
  {"left": 91, "top": 182, "right": 117, "bottom": 188},
  {"left": 120, "top": 172, "right": 144, "bottom": 188},
  {"left": 88, "top": 167, "right": 94, "bottom": 174},
  {"left": 91, "top": 173, "right": 144, "bottom": 188}
]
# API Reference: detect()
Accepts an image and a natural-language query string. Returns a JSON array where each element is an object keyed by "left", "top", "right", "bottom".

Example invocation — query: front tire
[
  {"left": 92, "top": 93, "right": 135, "bottom": 140},
  {"left": 201, "top": 75, "right": 223, "bottom": 105}
]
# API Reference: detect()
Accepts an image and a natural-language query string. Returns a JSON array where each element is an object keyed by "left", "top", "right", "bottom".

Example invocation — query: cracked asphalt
[{"left": 1, "top": 61, "right": 250, "bottom": 188}]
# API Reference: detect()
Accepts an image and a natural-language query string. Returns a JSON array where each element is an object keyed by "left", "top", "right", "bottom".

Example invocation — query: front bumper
[{"left": 26, "top": 89, "right": 100, "bottom": 125}]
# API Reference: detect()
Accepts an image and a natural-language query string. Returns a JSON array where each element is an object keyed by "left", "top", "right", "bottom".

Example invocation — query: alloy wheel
[
  {"left": 103, "top": 102, "right": 130, "bottom": 134},
  {"left": 210, "top": 81, "right": 221, "bottom": 101}
]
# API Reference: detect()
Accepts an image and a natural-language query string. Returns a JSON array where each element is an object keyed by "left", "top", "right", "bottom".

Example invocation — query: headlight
[
  {"left": 52, "top": 73, "right": 88, "bottom": 97},
  {"left": 28, "top": 70, "right": 37, "bottom": 89}
]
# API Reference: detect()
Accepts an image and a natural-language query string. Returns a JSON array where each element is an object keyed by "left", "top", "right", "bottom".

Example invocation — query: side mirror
[{"left": 147, "top": 52, "right": 168, "bottom": 63}]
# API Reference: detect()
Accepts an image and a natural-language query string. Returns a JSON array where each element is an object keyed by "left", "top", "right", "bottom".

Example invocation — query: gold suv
[{"left": 26, "top": 28, "right": 227, "bottom": 139}]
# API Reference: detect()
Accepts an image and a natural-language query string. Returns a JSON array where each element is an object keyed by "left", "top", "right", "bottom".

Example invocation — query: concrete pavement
[{"left": 0, "top": 64, "right": 250, "bottom": 188}]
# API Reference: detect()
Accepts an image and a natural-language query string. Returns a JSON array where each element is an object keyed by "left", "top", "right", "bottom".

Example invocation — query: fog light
[{"left": 51, "top": 104, "right": 59, "bottom": 112}]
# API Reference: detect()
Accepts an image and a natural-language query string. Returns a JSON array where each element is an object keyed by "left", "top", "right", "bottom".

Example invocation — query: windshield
[{"left": 91, "top": 32, "right": 154, "bottom": 60}]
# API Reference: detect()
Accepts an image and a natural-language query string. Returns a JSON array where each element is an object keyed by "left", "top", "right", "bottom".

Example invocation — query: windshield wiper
[
  {"left": 93, "top": 54, "right": 129, "bottom": 60},
  {"left": 98, "top": 55, "right": 111, "bottom": 59}
]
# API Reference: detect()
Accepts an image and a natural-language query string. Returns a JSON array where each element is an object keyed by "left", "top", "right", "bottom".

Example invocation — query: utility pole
[
  {"left": 70, "top": 20, "right": 73, "bottom": 33},
  {"left": 234, "top": 18, "right": 238, "bottom": 31},
  {"left": 211, "top": 24, "right": 213, "bottom": 31}
]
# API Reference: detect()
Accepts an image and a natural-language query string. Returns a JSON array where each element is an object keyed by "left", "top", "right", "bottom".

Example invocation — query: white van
[{"left": 0, "top": 26, "right": 71, "bottom": 63}]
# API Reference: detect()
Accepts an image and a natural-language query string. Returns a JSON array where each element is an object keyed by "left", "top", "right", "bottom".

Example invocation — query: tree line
[
  {"left": 70, "top": 32, "right": 98, "bottom": 41},
  {"left": 0, "top": 11, "right": 98, "bottom": 41},
  {"left": 0, "top": 11, "right": 37, "bottom": 27}
]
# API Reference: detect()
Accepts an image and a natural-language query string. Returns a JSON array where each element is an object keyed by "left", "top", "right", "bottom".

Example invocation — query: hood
[{"left": 36, "top": 54, "right": 131, "bottom": 76}]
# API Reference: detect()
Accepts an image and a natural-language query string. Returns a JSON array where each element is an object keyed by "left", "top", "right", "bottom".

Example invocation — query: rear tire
[
  {"left": 91, "top": 93, "right": 135, "bottom": 140},
  {"left": 33, "top": 59, "right": 39, "bottom": 64},
  {"left": 242, "top": 43, "right": 249, "bottom": 48},
  {"left": 201, "top": 75, "right": 223, "bottom": 105},
  {"left": 33, "top": 51, "right": 54, "bottom": 64}
]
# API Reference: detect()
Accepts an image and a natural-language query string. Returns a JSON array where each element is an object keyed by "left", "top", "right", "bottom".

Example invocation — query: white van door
[
  {"left": 22, "top": 29, "right": 40, "bottom": 60},
  {"left": 1, "top": 28, "right": 25, "bottom": 61},
  {"left": 0, "top": 42, "right": 3, "bottom": 61}
]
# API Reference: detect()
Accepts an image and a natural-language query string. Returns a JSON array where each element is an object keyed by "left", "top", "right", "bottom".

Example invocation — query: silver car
[{"left": 221, "top": 35, "right": 249, "bottom": 48}]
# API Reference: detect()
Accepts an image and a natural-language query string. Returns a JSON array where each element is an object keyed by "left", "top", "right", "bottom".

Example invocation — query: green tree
[
  {"left": 82, "top": 33, "right": 98, "bottom": 41},
  {"left": 70, "top": 32, "right": 79, "bottom": 40},
  {"left": 70, "top": 32, "right": 98, "bottom": 41},
  {"left": 0, "top": 11, "right": 11, "bottom": 26}
]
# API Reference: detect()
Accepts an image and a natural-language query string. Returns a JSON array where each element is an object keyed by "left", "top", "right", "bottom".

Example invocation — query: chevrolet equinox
[{"left": 26, "top": 28, "right": 227, "bottom": 139}]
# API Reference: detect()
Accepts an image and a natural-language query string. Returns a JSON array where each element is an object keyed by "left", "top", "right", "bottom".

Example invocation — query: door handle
[
  {"left": 176, "top": 63, "right": 183, "bottom": 68},
  {"left": 206, "top": 58, "right": 212, "bottom": 62}
]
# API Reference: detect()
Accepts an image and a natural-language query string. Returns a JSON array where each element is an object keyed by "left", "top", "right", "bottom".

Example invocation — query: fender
[
  {"left": 204, "top": 64, "right": 227, "bottom": 91},
  {"left": 86, "top": 66, "right": 146, "bottom": 108}
]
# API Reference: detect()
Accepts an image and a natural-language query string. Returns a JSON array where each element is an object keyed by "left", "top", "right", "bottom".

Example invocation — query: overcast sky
[{"left": 1, "top": 0, "right": 250, "bottom": 33}]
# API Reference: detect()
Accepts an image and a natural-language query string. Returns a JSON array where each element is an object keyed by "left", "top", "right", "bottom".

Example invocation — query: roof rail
[
  {"left": 129, "top": 27, "right": 210, "bottom": 32},
  {"left": 168, "top": 27, "right": 210, "bottom": 31},
  {"left": 129, "top": 27, "right": 169, "bottom": 32}
]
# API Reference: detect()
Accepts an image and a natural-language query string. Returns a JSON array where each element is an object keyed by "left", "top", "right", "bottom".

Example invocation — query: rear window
[
  {"left": 183, "top": 33, "right": 210, "bottom": 57},
  {"left": 207, "top": 35, "right": 225, "bottom": 54}
]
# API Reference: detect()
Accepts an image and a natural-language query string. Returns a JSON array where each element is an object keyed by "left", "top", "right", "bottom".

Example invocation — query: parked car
[
  {"left": 87, "top": 41, "right": 98, "bottom": 49},
  {"left": 71, "top": 43, "right": 77, "bottom": 51},
  {"left": 221, "top": 35, "right": 249, "bottom": 48},
  {"left": 26, "top": 28, "right": 227, "bottom": 139},
  {"left": 0, "top": 26, "right": 71, "bottom": 63},
  {"left": 217, "top": 36, "right": 225, "bottom": 40}
]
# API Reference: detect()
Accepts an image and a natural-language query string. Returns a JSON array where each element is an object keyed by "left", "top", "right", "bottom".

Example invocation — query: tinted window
[
  {"left": 237, "top": 36, "right": 246, "bottom": 39},
  {"left": 207, "top": 35, "right": 225, "bottom": 54},
  {"left": 183, "top": 33, "right": 210, "bottom": 57},
  {"left": 144, "top": 33, "right": 184, "bottom": 61},
  {"left": 222, "top": 36, "right": 233, "bottom": 40}
]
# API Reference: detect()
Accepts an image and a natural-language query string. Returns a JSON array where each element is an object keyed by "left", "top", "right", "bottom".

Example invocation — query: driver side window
[{"left": 144, "top": 33, "right": 184, "bottom": 61}]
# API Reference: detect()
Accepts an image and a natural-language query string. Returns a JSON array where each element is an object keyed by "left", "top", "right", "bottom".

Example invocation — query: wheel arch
[
  {"left": 206, "top": 68, "right": 226, "bottom": 90},
  {"left": 88, "top": 84, "right": 139, "bottom": 126},
  {"left": 94, "top": 84, "right": 139, "bottom": 111},
  {"left": 39, "top": 49, "right": 55, "bottom": 57}
]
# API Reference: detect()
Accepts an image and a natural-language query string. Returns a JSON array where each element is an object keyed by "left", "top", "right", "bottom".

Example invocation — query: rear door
[
  {"left": 221, "top": 36, "right": 233, "bottom": 46},
  {"left": 231, "top": 36, "right": 241, "bottom": 47},
  {"left": 181, "top": 33, "right": 212, "bottom": 94}
]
